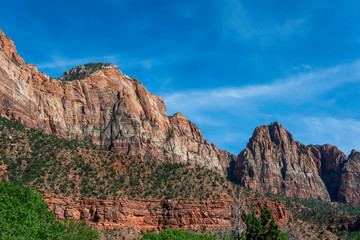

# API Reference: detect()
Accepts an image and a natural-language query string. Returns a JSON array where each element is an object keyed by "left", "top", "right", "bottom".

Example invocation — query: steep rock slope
[
  {"left": 337, "top": 150, "right": 360, "bottom": 205},
  {"left": 0, "top": 28, "right": 234, "bottom": 173},
  {"left": 310, "top": 144, "right": 347, "bottom": 200},
  {"left": 233, "top": 122, "right": 330, "bottom": 201}
]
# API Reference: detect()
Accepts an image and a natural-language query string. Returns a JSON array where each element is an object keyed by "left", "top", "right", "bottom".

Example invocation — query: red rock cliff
[
  {"left": 43, "top": 195, "right": 289, "bottom": 231},
  {"left": 0, "top": 28, "right": 234, "bottom": 173}
]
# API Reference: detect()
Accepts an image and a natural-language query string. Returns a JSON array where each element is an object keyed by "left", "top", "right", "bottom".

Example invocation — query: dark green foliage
[
  {"left": 244, "top": 207, "right": 288, "bottom": 240},
  {"left": 139, "top": 228, "right": 216, "bottom": 240},
  {"left": 0, "top": 181, "right": 99, "bottom": 239}
]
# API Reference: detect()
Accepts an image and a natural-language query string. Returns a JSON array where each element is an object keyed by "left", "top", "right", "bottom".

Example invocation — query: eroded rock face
[
  {"left": 233, "top": 122, "right": 330, "bottom": 201},
  {"left": 0, "top": 28, "right": 234, "bottom": 173},
  {"left": 43, "top": 195, "right": 289, "bottom": 231},
  {"left": 337, "top": 150, "right": 360, "bottom": 205}
]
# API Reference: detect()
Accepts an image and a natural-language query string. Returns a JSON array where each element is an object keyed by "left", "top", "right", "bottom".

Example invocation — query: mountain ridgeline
[{"left": 0, "top": 27, "right": 359, "bottom": 207}]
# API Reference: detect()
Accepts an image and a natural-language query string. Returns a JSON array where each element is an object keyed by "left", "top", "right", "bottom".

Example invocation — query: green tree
[
  {"left": 245, "top": 207, "right": 288, "bottom": 240},
  {"left": 0, "top": 181, "right": 99, "bottom": 239}
]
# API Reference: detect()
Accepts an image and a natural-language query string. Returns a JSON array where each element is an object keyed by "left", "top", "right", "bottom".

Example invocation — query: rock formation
[
  {"left": 1, "top": 27, "right": 360, "bottom": 206},
  {"left": 0, "top": 28, "right": 234, "bottom": 173},
  {"left": 233, "top": 122, "right": 360, "bottom": 205},
  {"left": 337, "top": 150, "right": 360, "bottom": 205},
  {"left": 43, "top": 195, "right": 289, "bottom": 230},
  {"left": 233, "top": 122, "right": 330, "bottom": 201}
]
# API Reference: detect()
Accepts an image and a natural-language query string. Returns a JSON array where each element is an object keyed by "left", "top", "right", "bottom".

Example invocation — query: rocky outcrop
[
  {"left": 337, "top": 150, "right": 360, "bottom": 205},
  {"left": 0, "top": 28, "right": 234, "bottom": 173},
  {"left": 233, "top": 122, "right": 330, "bottom": 201},
  {"left": 43, "top": 195, "right": 289, "bottom": 231}
]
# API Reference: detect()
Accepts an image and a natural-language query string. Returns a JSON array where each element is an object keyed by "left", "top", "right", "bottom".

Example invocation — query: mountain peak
[
  {"left": 250, "top": 121, "right": 294, "bottom": 147},
  {"left": 59, "top": 62, "right": 120, "bottom": 81}
]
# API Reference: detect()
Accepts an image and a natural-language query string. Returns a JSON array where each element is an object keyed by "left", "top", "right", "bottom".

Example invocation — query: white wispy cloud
[
  {"left": 163, "top": 60, "right": 360, "bottom": 154},
  {"left": 164, "top": 60, "right": 360, "bottom": 113},
  {"left": 299, "top": 117, "right": 360, "bottom": 155}
]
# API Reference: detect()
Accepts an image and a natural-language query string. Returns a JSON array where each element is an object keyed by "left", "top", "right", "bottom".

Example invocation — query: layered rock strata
[{"left": 43, "top": 195, "right": 289, "bottom": 230}]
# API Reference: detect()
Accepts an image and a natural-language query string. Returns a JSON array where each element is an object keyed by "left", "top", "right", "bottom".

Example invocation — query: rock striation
[
  {"left": 0, "top": 28, "right": 234, "bottom": 173},
  {"left": 43, "top": 195, "right": 289, "bottom": 231}
]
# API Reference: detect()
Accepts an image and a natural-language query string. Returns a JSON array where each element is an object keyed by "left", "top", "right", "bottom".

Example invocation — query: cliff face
[
  {"left": 233, "top": 122, "right": 330, "bottom": 201},
  {"left": 43, "top": 195, "right": 289, "bottom": 231},
  {"left": 0, "top": 28, "right": 234, "bottom": 173},
  {"left": 310, "top": 144, "right": 347, "bottom": 201},
  {"left": 337, "top": 150, "right": 360, "bottom": 205}
]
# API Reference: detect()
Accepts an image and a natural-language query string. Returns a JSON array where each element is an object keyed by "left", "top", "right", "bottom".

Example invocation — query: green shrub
[{"left": 0, "top": 181, "right": 99, "bottom": 239}]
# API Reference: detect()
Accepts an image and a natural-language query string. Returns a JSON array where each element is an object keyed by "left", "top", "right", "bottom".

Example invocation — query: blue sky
[{"left": 1, "top": 0, "right": 360, "bottom": 155}]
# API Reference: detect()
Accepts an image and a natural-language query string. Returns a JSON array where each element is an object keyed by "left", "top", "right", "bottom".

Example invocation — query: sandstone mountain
[
  {"left": 233, "top": 122, "right": 331, "bottom": 201},
  {"left": 0, "top": 28, "right": 234, "bottom": 174},
  {"left": 1, "top": 28, "right": 360, "bottom": 207},
  {"left": 233, "top": 121, "right": 359, "bottom": 205}
]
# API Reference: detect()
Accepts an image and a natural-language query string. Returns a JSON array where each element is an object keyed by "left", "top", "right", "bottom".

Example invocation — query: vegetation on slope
[
  {"left": 59, "top": 62, "right": 115, "bottom": 81},
  {"left": 269, "top": 194, "right": 360, "bottom": 239},
  {"left": 0, "top": 116, "right": 234, "bottom": 200},
  {"left": 0, "top": 181, "right": 99, "bottom": 240}
]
